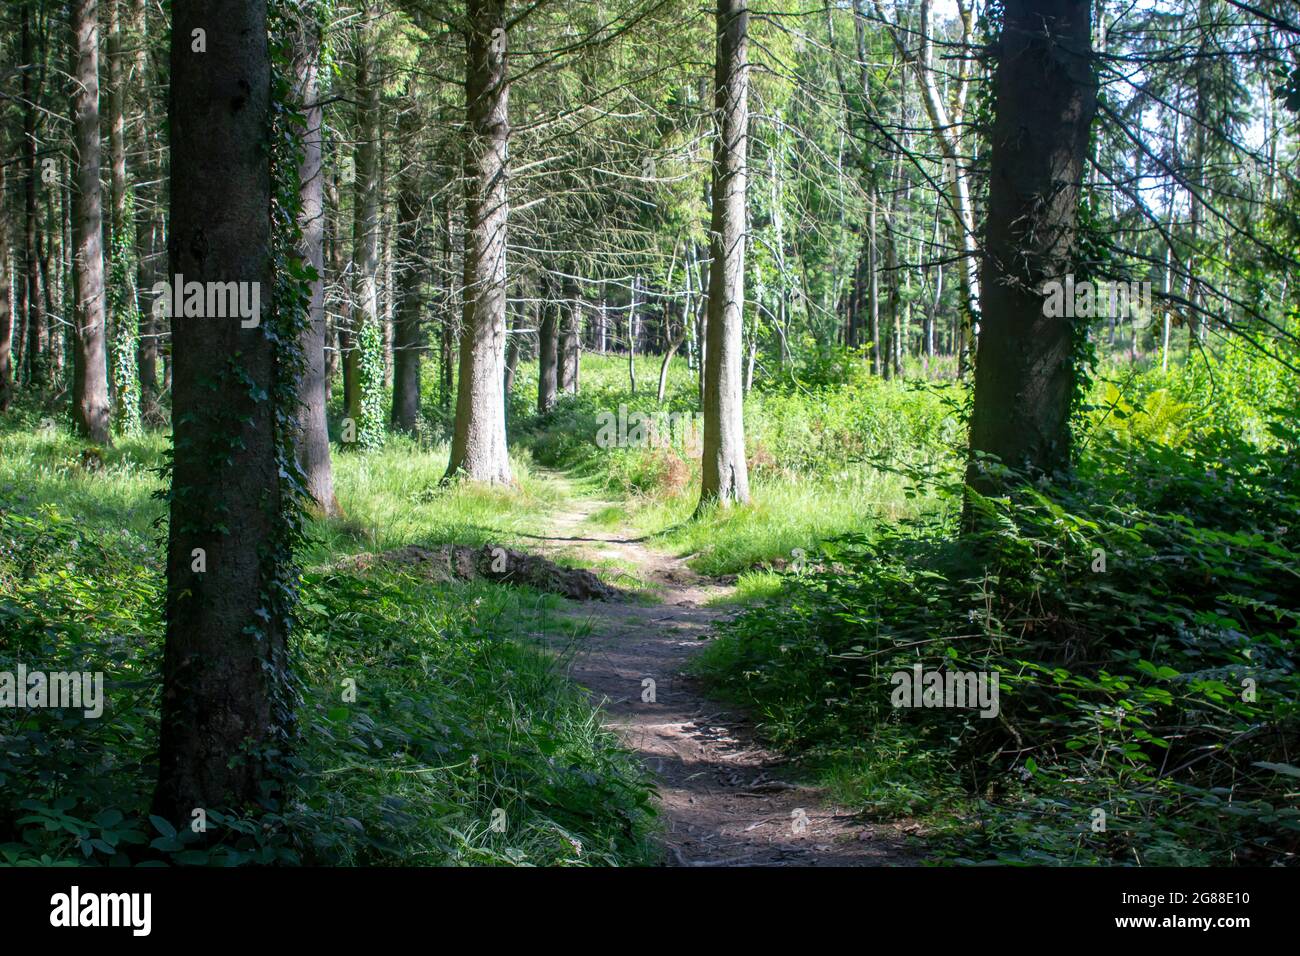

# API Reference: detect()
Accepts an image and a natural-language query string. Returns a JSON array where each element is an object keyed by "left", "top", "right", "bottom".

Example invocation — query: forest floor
[{"left": 522, "top": 471, "right": 922, "bottom": 866}]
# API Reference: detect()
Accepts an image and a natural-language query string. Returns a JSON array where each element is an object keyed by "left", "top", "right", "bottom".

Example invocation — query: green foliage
[
  {"left": 692, "top": 364, "right": 1300, "bottom": 865},
  {"left": 515, "top": 352, "right": 962, "bottom": 575},
  {"left": 354, "top": 318, "right": 387, "bottom": 451},
  {"left": 108, "top": 189, "right": 141, "bottom": 438},
  {"left": 0, "top": 453, "right": 656, "bottom": 866}
]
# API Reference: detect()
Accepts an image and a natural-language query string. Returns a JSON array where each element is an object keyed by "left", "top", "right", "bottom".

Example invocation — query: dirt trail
[{"left": 526, "top": 476, "right": 918, "bottom": 867}]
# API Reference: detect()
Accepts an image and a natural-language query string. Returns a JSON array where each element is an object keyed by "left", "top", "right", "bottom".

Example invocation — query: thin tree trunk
[
  {"left": 345, "top": 45, "right": 380, "bottom": 434},
  {"left": 22, "top": 1, "right": 47, "bottom": 388},
  {"left": 503, "top": 306, "right": 520, "bottom": 395},
  {"left": 131, "top": 0, "right": 160, "bottom": 423},
  {"left": 560, "top": 273, "right": 581, "bottom": 394},
  {"left": 324, "top": 162, "right": 342, "bottom": 387},
  {"left": 70, "top": 0, "right": 111, "bottom": 444},
  {"left": 537, "top": 272, "right": 559, "bottom": 413},
  {"left": 628, "top": 275, "right": 638, "bottom": 394},
  {"left": 868, "top": 195, "right": 880, "bottom": 374},
  {"left": 658, "top": 298, "right": 685, "bottom": 403},
  {"left": 915, "top": 0, "right": 979, "bottom": 372},
  {"left": 390, "top": 108, "right": 425, "bottom": 437},
  {"left": 439, "top": 201, "right": 454, "bottom": 413},
  {"left": 292, "top": 11, "right": 340, "bottom": 514},
  {"left": 0, "top": 162, "right": 12, "bottom": 411}
]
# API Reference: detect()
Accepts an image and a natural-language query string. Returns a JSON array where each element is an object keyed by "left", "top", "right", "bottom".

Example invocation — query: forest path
[{"left": 523, "top": 470, "right": 918, "bottom": 866}]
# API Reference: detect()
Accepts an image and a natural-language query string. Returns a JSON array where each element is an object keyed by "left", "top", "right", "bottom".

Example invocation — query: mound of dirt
[{"left": 340, "top": 544, "right": 619, "bottom": 601}]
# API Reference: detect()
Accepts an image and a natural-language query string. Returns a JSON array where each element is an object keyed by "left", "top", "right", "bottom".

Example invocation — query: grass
[
  {"left": 0, "top": 399, "right": 661, "bottom": 866},
  {"left": 308, "top": 437, "right": 565, "bottom": 562},
  {"left": 517, "top": 352, "right": 962, "bottom": 577},
  {"left": 607, "top": 469, "right": 942, "bottom": 576}
]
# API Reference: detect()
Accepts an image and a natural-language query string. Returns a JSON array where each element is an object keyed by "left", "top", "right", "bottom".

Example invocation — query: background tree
[
  {"left": 292, "top": 4, "right": 340, "bottom": 515},
  {"left": 69, "top": 0, "right": 111, "bottom": 444}
]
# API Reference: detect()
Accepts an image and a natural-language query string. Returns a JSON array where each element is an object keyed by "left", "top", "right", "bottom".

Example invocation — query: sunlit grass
[{"left": 610, "top": 468, "right": 944, "bottom": 576}]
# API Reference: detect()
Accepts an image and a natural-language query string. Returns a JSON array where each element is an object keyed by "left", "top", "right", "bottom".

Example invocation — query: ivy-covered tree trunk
[
  {"left": 446, "top": 0, "right": 512, "bottom": 483},
  {"left": 70, "top": 0, "right": 112, "bottom": 444},
  {"left": 698, "top": 0, "right": 751, "bottom": 509},
  {"left": 965, "top": 0, "right": 1096, "bottom": 495},
  {"left": 439, "top": 200, "right": 455, "bottom": 413},
  {"left": 293, "top": 11, "right": 340, "bottom": 513},
  {"left": 106, "top": 0, "right": 141, "bottom": 436},
  {"left": 0, "top": 162, "right": 12, "bottom": 411},
  {"left": 346, "top": 43, "right": 383, "bottom": 449},
  {"left": 130, "top": 0, "right": 162, "bottom": 425},
  {"left": 155, "top": 0, "right": 287, "bottom": 820}
]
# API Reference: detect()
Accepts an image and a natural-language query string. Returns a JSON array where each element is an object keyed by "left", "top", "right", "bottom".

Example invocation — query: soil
[{"left": 525, "top": 479, "right": 921, "bottom": 867}]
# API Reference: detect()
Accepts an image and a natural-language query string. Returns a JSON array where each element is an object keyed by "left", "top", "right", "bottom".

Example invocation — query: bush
[{"left": 693, "top": 377, "right": 1300, "bottom": 865}]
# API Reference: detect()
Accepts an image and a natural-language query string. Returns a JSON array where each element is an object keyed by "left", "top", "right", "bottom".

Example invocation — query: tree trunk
[
  {"left": 537, "top": 273, "right": 559, "bottom": 413},
  {"left": 560, "top": 273, "right": 580, "bottom": 394},
  {"left": 439, "top": 201, "right": 455, "bottom": 413},
  {"left": 70, "top": 0, "right": 111, "bottom": 444},
  {"left": 699, "top": 0, "right": 751, "bottom": 509},
  {"left": 868, "top": 195, "right": 880, "bottom": 374},
  {"left": 292, "top": 12, "right": 340, "bottom": 514},
  {"left": 915, "top": 0, "right": 979, "bottom": 373},
  {"left": 131, "top": 0, "right": 161, "bottom": 424},
  {"left": 628, "top": 275, "right": 638, "bottom": 394},
  {"left": 0, "top": 163, "right": 12, "bottom": 411},
  {"left": 445, "top": 0, "right": 512, "bottom": 484},
  {"left": 390, "top": 108, "right": 425, "bottom": 436},
  {"left": 22, "top": 1, "right": 47, "bottom": 388},
  {"left": 345, "top": 45, "right": 381, "bottom": 440},
  {"left": 966, "top": 0, "right": 1096, "bottom": 496},
  {"left": 324, "top": 161, "right": 342, "bottom": 387},
  {"left": 598, "top": 286, "right": 607, "bottom": 353},
  {"left": 658, "top": 299, "right": 685, "bottom": 404},
  {"left": 155, "top": 0, "right": 286, "bottom": 820},
  {"left": 503, "top": 307, "right": 520, "bottom": 395}
]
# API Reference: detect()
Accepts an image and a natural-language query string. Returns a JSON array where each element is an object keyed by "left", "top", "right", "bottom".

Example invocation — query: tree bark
[
  {"left": 0, "top": 162, "right": 12, "bottom": 411},
  {"left": 966, "top": 0, "right": 1096, "bottom": 496},
  {"left": 131, "top": 0, "right": 161, "bottom": 423},
  {"left": 537, "top": 272, "right": 559, "bottom": 413},
  {"left": 155, "top": 0, "right": 285, "bottom": 819},
  {"left": 345, "top": 44, "right": 380, "bottom": 433},
  {"left": 70, "top": 0, "right": 111, "bottom": 444},
  {"left": 390, "top": 108, "right": 425, "bottom": 436},
  {"left": 22, "top": 1, "right": 47, "bottom": 388},
  {"left": 915, "top": 0, "right": 979, "bottom": 372},
  {"left": 445, "top": 0, "right": 512, "bottom": 484},
  {"left": 698, "top": 0, "right": 751, "bottom": 509},
  {"left": 292, "top": 12, "right": 340, "bottom": 514},
  {"left": 628, "top": 275, "right": 638, "bottom": 395},
  {"left": 439, "top": 200, "right": 455, "bottom": 413},
  {"left": 560, "top": 273, "right": 581, "bottom": 394}
]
